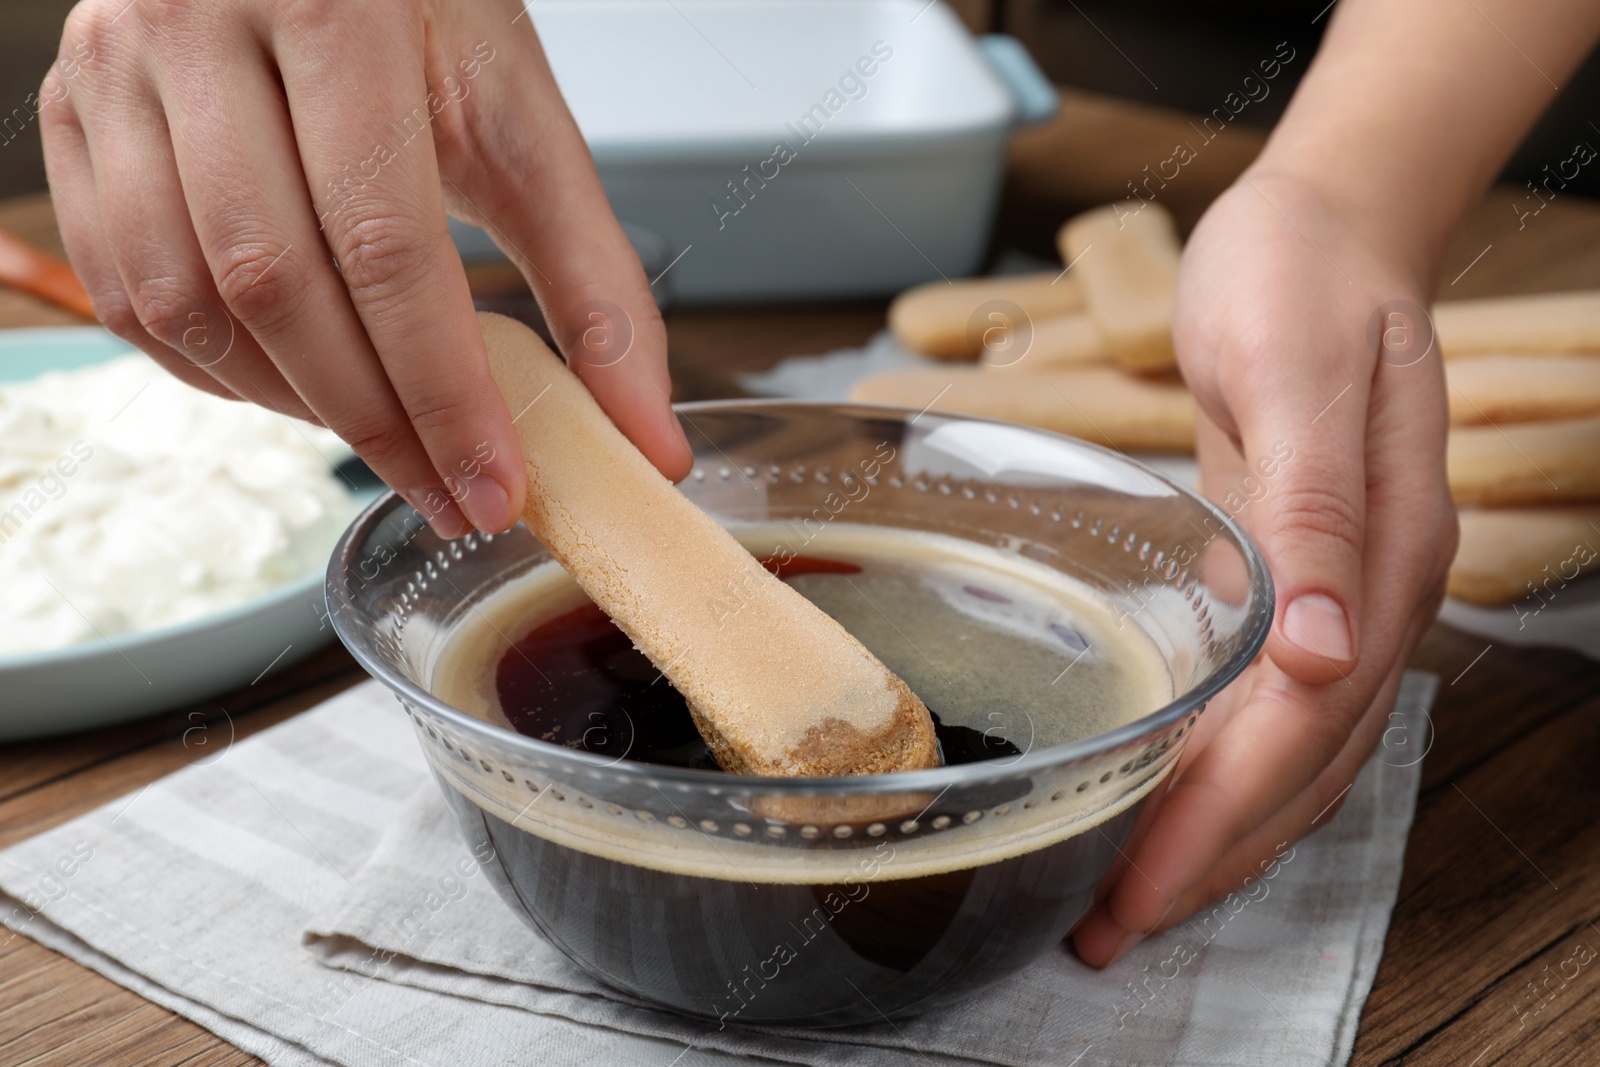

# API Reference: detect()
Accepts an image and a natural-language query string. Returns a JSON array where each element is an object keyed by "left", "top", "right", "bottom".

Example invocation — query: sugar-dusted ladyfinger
[
  {"left": 1057, "top": 203, "right": 1181, "bottom": 372},
  {"left": 1447, "top": 414, "right": 1600, "bottom": 506},
  {"left": 479, "top": 312, "right": 939, "bottom": 777},
  {"left": 1449, "top": 506, "right": 1600, "bottom": 605},
  {"left": 981, "top": 312, "right": 1109, "bottom": 372},
  {"left": 849, "top": 365, "right": 1195, "bottom": 452},
  {"left": 1446, "top": 355, "right": 1600, "bottom": 425},
  {"left": 1434, "top": 291, "right": 1600, "bottom": 358},
  {"left": 888, "top": 271, "right": 1085, "bottom": 360}
]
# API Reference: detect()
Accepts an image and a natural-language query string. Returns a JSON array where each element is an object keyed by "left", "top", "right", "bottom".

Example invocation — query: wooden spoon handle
[{"left": 0, "top": 226, "right": 96, "bottom": 320}]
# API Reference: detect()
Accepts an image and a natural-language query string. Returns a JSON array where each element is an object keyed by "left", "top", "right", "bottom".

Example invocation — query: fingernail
[
  {"left": 1284, "top": 593, "right": 1354, "bottom": 661},
  {"left": 1107, "top": 929, "right": 1145, "bottom": 964},
  {"left": 401, "top": 489, "right": 472, "bottom": 540},
  {"left": 460, "top": 476, "right": 514, "bottom": 534}
]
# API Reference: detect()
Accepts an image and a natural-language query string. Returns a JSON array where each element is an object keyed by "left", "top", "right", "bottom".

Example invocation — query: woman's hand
[
  {"left": 1066, "top": 0, "right": 1600, "bottom": 968},
  {"left": 41, "top": 0, "right": 692, "bottom": 538},
  {"left": 1072, "top": 168, "right": 1458, "bottom": 964}
]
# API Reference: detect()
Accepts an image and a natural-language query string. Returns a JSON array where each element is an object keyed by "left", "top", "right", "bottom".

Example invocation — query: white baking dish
[{"left": 516, "top": 0, "right": 1055, "bottom": 303}]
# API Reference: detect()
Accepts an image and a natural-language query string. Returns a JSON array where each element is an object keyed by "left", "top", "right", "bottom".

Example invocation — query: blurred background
[{"left": 4, "top": 0, "right": 1598, "bottom": 203}]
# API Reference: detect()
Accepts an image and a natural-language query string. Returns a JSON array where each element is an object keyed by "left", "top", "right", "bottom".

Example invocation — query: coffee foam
[{"left": 425, "top": 523, "right": 1177, "bottom": 883}]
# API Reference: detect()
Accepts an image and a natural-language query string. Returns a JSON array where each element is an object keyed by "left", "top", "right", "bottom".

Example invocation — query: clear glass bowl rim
[{"left": 326, "top": 398, "right": 1274, "bottom": 796}]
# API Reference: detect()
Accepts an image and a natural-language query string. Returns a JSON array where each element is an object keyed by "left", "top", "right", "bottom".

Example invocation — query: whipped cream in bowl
[{"left": 0, "top": 331, "right": 374, "bottom": 739}]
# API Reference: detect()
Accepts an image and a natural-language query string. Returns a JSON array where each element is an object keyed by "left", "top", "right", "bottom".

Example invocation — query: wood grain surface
[{"left": 3, "top": 88, "right": 1599, "bottom": 1067}]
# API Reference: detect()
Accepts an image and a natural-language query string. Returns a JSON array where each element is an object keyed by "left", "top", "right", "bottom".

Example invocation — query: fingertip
[
  {"left": 1285, "top": 592, "right": 1355, "bottom": 660},
  {"left": 656, "top": 410, "right": 694, "bottom": 483},
  {"left": 603, "top": 373, "right": 691, "bottom": 481},
  {"left": 481, "top": 434, "right": 529, "bottom": 533},
  {"left": 567, "top": 330, "right": 691, "bottom": 482},
  {"left": 1071, "top": 905, "right": 1138, "bottom": 968},
  {"left": 496, "top": 468, "right": 527, "bottom": 532},
  {"left": 401, "top": 489, "right": 473, "bottom": 540},
  {"left": 458, "top": 474, "right": 514, "bottom": 535},
  {"left": 1268, "top": 590, "right": 1359, "bottom": 684}
]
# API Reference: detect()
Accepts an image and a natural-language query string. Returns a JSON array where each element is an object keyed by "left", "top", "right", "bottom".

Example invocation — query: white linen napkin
[{"left": 0, "top": 673, "right": 1436, "bottom": 1067}]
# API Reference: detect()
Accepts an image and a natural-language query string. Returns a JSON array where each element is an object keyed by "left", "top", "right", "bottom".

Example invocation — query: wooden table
[{"left": 3, "top": 89, "right": 1599, "bottom": 1067}]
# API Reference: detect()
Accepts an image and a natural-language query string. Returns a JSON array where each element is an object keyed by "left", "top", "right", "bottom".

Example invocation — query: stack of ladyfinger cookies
[{"left": 851, "top": 203, "right": 1600, "bottom": 609}]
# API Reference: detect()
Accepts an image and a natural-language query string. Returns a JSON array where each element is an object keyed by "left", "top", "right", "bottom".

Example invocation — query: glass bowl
[{"left": 326, "top": 401, "right": 1272, "bottom": 1028}]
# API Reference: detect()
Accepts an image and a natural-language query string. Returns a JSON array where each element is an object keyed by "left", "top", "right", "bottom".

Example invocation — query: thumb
[{"left": 1239, "top": 390, "right": 1366, "bottom": 685}]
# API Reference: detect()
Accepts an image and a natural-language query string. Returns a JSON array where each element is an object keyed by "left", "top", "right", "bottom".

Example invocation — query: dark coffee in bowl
[
  {"left": 490, "top": 552, "right": 1028, "bottom": 770},
  {"left": 430, "top": 524, "right": 1171, "bottom": 1026}
]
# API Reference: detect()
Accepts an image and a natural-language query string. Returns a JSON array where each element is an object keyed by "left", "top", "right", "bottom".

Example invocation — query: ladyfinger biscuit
[
  {"left": 1447, "top": 414, "right": 1600, "bottom": 506},
  {"left": 848, "top": 366, "right": 1195, "bottom": 451},
  {"left": 1448, "top": 506, "right": 1600, "bottom": 605},
  {"left": 888, "top": 272, "right": 1085, "bottom": 360},
  {"left": 1434, "top": 291, "right": 1600, "bottom": 357},
  {"left": 478, "top": 312, "right": 939, "bottom": 778},
  {"left": 1057, "top": 202, "right": 1181, "bottom": 372},
  {"left": 1446, "top": 355, "right": 1600, "bottom": 425},
  {"left": 981, "top": 312, "right": 1109, "bottom": 372}
]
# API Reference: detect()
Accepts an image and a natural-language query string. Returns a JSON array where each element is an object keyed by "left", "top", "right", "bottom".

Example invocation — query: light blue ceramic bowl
[{"left": 0, "top": 328, "right": 379, "bottom": 740}]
